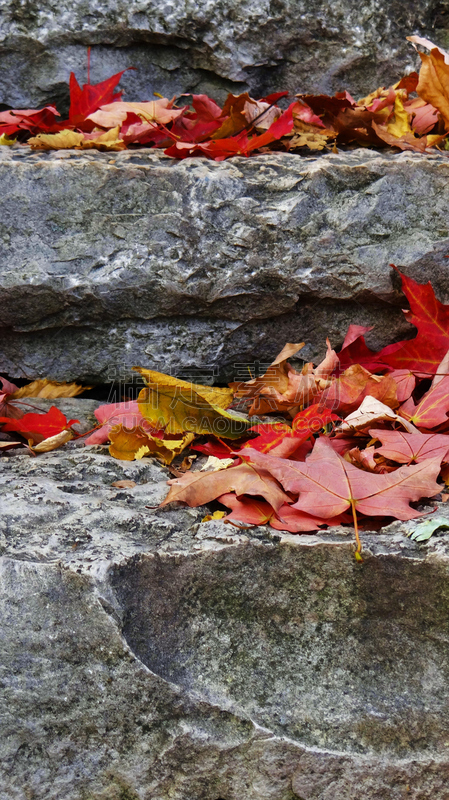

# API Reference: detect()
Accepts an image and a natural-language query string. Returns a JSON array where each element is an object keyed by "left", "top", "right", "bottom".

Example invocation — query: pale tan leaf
[
  {"left": 32, "top": 429, "right": 73, "bottom": 452},
  {"left": 200, "top": 456, "right": 235, "bottom": 472}
]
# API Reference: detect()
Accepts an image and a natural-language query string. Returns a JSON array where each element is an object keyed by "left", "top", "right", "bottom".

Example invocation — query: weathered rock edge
[
  {"left": 2, "top": 402, "right": 449, "bottom": 799},
  {"left": 2, "top": 147, "right": 449, "bottom": 383}
]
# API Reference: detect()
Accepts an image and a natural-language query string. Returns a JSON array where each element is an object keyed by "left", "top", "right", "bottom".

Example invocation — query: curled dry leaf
[
  {"left": 32, "top": 429, "right": 73, "bottom": 452},
  {"left": 339, "top": 396, "right": 417, "bottom": 433},
  {"left": 230, "top": 342, "right": 304, "bottom": 402},
  {"left": 413, "top": 46, "right": 449, "bottom": 128},
  {"left": 160, "top": 462, "right": 290, "bottom": 512},
  {"left": 243, "top": 99, "right": 281, "bottom": 130},
  {"left": 0, "top": 440, "right": 25, "bottom": 451},
  {"left": 230, "top": 341, "right": 339, "bottom": 417},
  {"left": 407, "top": 35, "right": 449, "bottom": 62},
  {"left": 180, "top": 455, "right": 197, "bottom": 472}
]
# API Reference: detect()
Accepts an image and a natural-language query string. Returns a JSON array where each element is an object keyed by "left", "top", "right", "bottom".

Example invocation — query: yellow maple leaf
[
  {"left": 134, "top": 367, "right": 249, "bottom": 439},
  {"left": 28, "top": 126, "right": 125, "bottom": 151},
  {"left": 28, "top": 130, "right": 85, "bottom": 149},
  {"left": 109, "top": 424, "right": 194, "bottom": 464},
  {"left": 386, "top": 96, "right": 413, "bottom": 138}
]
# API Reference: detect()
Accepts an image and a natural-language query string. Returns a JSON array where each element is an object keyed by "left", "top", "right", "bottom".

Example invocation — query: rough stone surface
[
  {"left": 2, "top": 399, "right": 449, "bottom": 798},
  {"left": 2, "top": 146, "right": 449, "bottom": 382},
  {"left": 0, "top": 0, "right": 447, "bottom": 109}
]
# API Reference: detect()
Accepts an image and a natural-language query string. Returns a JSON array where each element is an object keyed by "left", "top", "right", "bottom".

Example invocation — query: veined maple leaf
[
  {"left": 370, "top": 428, "right": 449, "bottom": 465},
  {"left": 240, "top": 437, "right": 441, "bottom": 556},
  {"left": 399, "top": 374, "right": 449, "bottom": 430}
]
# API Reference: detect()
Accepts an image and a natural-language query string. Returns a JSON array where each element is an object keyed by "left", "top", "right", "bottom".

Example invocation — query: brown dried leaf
[
  {"left": 415, "top": 47, "right": 449, "bottom": 129},
  {"left": 12, "top": 379, "right": 89, "bottom": 399}
]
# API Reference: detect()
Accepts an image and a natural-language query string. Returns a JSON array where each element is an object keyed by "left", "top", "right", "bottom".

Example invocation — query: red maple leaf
[
  {"left": 69, "top": 68, "right": 132, "bottom": 127},
  {"left": 240, "top": 436, "right": 441, "bottom": 555},
  {"left": 0, "top": 106, "right": 63, "bottom": 136},
  {"left": 375, "top": 267, "right": 449, "bottom": 375},
  {"left": 399, "top": 374, "right": 449, "bottom": 429},
  {"left": 0, "top": 406, "right": 79, "bottom": 443},
  {"left": 164, "top": 103, "right": 295, "bottom": 161},
  {"left": 336, "top": 324, "right": 389, "bottom": 372},
  {"left": 217, "top": 492, "right": 343, "bottom": 532},
  {"left": 370, "top": 428, "right": 449, "bottom": 464}
]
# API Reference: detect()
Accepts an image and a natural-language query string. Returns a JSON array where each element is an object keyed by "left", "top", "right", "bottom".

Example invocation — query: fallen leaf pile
[
  {"left": 4, "top": 268, "right": 449, "bottom": 557},
  {"left": 2, "top": 36, "right": 449, "bottom": 160}
]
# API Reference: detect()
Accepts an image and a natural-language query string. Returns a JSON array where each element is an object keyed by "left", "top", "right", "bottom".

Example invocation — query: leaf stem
[
  {"left": 351, "top": 500, "right": 363, "bottom": 561},
  {"left": 72, "top": 423, "right": 102, "bottom": 440},
  {"left": 217, "top": 437, "right": 233, "bottom": 452}
]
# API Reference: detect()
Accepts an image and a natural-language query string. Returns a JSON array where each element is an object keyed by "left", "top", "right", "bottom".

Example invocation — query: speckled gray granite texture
[
  {"left": 2, "top": 398, "right": 449, "bottom": 798},
  {"left": 2, "top": 147, "right": 449, "bottom": 383},
  {"left": 0, "top": 0, "right": 447, "bottom": 109}
]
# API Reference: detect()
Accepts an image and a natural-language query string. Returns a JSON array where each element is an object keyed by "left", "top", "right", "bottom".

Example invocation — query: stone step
[
  {"left": 2, "top": 423, "right": 449, "bottom": 798},
  {"left": 2, "top": 146, "right": 449, "bottom": 382}
]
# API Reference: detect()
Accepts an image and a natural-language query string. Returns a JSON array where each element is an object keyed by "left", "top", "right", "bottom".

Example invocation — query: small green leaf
[{"left": 407, "top": 516, "right": 449, "bottom": 542}]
